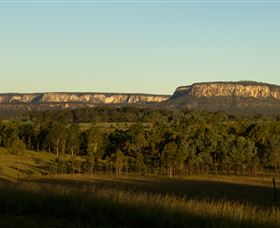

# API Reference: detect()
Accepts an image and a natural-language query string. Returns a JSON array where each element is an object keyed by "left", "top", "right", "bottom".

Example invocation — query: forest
[{"left": 1, "top": 107, "right": 280, "bottom": 177}]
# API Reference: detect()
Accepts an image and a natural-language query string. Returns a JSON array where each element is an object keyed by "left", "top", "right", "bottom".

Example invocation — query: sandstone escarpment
[
  {"left": 2, "top": 81, "right": 280, "bottom": 114},
  {"left": 0, "top": 93, "right": 169, "bottom": 105},
  {"left": 172, "top": 81, "right": 280, "bottom": 99}
]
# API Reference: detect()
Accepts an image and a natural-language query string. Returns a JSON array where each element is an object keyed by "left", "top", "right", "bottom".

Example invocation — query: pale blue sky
[{"left": 0, "top": 0, "right": 280, "bottom": 94}]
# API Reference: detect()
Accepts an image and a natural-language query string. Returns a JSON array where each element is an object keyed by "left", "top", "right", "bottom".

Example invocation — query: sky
[{"left": 0, "top": 0, "right": 280, "bottom": 95}]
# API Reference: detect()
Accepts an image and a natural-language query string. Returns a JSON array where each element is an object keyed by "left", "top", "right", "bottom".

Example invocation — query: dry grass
[
  {"left": 0, "top": 147, "right": 55, "bottom": 180},
  {"left": 1, "top": 147, "right": 280, "bottom": 227},
  {"left": 0, "top": 175, "right": 279, "bottom": 227}
]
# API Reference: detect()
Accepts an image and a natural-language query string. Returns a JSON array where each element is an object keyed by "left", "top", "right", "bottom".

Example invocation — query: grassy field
[
  {"left": 0, "top": 147, "right": 56, "bottom": 180},
  {"left": 0, "top": 175, "right": 279, "bottom": 227},
  {"left": 0, "top": 148, "right": 280, "bottom": 227},
  {"left": 79, "top": 122, "right": 152, "bottom": 131}
]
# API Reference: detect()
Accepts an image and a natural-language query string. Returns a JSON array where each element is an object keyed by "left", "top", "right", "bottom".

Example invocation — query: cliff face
[
  {"left": 172, "top": 82, "right": 280, "bottom": 99},
  {"left": 2, "top": 81, "right": 280, "bottom": 114},
  {"left": 167, "top": 81, "right": 280, "bottom": 114},
  {"left": 0, "top": 93, "right": 169, "bottom": 105}
]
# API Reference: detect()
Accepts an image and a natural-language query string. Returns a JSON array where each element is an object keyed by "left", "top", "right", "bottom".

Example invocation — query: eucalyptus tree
[
  {"left": 114, "top": 150, "right": 125, "bottom": 176},
  {"left": 268, "top": 134, "right": 280, "bottom": 173},
  {"left": 37, "top": 125, "right": 50, "bottom": 152},
  {"left": 66, "top": 124, "right": 81, "bottom": 173},
  {"left": 160, "top": 141, "right": 178, "bottom": 177},
  {"left": 135, "top": 152, "right": 147, "bottom": 175},
  {"left": 229, "top": 136, "right": 257, "bottom": 175},
  {"left": 125, "top": 123, "right": 147, "bottom": 158},
  {"left": 106, "top": 129, "right": 127, "bottom": 156},
  {"left": 67, "top": 124, "right": 81, "bottom": 157},
  {"left": 18, "top": 122, "right": 36, "bottom": 150},
  {"left": 86, "top": 126, "right": 108, "bottom": 173},
  {"left": 47, "top": 122, "right": 67, "bottom": 157},
  {"left": 147, "top": 120, "right": 167, "bottom": 173},
  {"left": 86, "top": 141, "right": 97, "bottom": 175}
]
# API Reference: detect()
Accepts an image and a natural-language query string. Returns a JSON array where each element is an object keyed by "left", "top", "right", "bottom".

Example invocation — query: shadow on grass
[
  {"left": 0, "top": 215, "right": 89, "bottom": 228},
  {"left": 0, "top": 180, "right": 275, "bottom": 228},
  {"left": 10, "top": 157, "right": 54, "bottom": 177},
  {"left": 0, "top": 177, "right": 13, "bottom": 184},
  {"left": 27, "top": 176, "right": 279, "bottom": 208}
]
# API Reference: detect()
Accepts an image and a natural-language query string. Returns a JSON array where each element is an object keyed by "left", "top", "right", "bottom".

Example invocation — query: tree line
[
  {"left": 28, "top": 106, "right": 173, "bottom": 124},
  {"left": 1, "top": 109, "right": 280, "bottom": 176}
]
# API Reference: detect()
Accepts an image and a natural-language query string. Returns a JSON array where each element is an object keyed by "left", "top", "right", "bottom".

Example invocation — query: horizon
[
  {"left": 1, "top": 1, "right": 280, "bottom": 94},
  {"left": 1, "top": 79, "right": 280, "bottom": 95}
]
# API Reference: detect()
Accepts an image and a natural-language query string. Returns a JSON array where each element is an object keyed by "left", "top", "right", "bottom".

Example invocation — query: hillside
[{"left": 0, "top": 148, "right": 56, "bottom": 180}]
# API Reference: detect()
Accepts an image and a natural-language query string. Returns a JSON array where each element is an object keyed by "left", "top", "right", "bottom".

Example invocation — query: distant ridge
[
  {"left": 0, "top": 92, "right": 170, "bottom": 105},
  {"left": 166, "top": 81, "right": 280, "bottom": 114},
  {"left": 1, "top": 81, "right": 280, "bottom": 115}
]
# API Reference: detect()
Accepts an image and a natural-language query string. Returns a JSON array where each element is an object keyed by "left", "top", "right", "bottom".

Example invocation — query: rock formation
[
  {"left": 171, "top": 81, "right": 280, "bottom": 99},
  {"left": 2, "top": 81, "right": 280, "bottom": 114},
  {"left": 0, "top": 92, "right": 170, "bottom": 105},
  {"left": 167, "top": 81, "right": 280, "bottom": 114}
]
